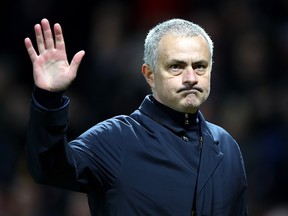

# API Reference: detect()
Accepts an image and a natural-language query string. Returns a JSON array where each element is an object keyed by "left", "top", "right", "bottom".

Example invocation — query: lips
[{"left": 177, "top": 87, "right": 203, "bottom": 93}]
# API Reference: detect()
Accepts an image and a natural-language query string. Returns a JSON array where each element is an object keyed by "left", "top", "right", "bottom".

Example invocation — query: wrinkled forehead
[
  {"left": 158, "top": 33, "right": 209, "bottom": 53},
  {"left": 157, "top": 34, "right": 212, "bottom": 63}
]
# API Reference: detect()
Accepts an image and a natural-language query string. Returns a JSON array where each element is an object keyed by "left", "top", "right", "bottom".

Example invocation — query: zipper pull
[
  {"left": 199, "top": 136, "right": 203, "bottom": 149},
  {"left": 185, "top": 113, "right": 189, "bottom": 125}
]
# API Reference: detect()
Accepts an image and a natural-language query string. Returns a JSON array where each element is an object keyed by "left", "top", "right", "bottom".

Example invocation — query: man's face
[{"left": 143, "top": 34, "right": 212, "bottom": 113}]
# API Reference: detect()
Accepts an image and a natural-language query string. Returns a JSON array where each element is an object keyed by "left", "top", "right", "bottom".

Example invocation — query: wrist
[{"left": 33, "top": 85, "right": 65, "bottom": 109}]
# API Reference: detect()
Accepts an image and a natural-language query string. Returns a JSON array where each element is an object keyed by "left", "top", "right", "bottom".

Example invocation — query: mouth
[{"left": 177, "top": 87, "right": 203, "bottom": 94}]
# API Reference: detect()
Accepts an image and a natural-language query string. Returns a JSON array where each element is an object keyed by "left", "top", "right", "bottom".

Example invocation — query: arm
[{"left": 25, "top": 19, "right": 86, "bottom": 191}]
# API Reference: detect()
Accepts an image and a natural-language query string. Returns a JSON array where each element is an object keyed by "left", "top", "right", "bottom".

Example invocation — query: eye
[
  {"left": 192, "top": 62, "right": 208, "bottom": 74},
  {"left": 168, "top": 63, "right": 184, "bottom": 75},
  {"left": 194, "top": 63, "right": 206, "bottom": 70},
  {"left": 170, "top": 64, "right": 181, "bottom": 71}
]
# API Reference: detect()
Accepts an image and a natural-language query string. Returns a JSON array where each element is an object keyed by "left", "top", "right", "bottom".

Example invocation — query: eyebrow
[
  {"left": 192, "top": 60, "right": 209, "bottom": 65},
  {"left": 167, "top": 59, "right": 187, "bottom": 65},
  {"left": 168, "top": 59, "right": 208, "bottom": 65}
]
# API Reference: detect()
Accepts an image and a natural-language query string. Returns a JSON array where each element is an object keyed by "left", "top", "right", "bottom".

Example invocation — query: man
[{"left": 25, "top": 18, "right": 248, "bottom": 215}]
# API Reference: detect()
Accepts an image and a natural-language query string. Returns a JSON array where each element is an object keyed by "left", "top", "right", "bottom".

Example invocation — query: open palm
[{"left": 24, "top": 18, "right": 85, "bottom": 92}]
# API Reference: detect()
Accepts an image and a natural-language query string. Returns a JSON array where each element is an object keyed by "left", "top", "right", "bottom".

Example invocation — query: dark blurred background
[{"left": 0, "top": 0, "right": 288, "bottom": 215}]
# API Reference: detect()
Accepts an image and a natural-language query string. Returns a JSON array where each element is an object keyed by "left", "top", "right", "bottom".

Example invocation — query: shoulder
[
  {"left": 205, "top": 121, "right": 233, "bottom": 141},
  {"left": 204, "top": 121, "right": 242, "bottom": 153},
  {"left": 81, "top": 115, "right": 139, "bottom": 138},
  {"left": 198, "top": 111, "right": 235, "bottom": 144}
]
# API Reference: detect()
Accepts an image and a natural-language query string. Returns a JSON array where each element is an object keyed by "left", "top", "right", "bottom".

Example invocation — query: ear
[{"left": 141, "top": 64, "right": 155, "bottom": 89}]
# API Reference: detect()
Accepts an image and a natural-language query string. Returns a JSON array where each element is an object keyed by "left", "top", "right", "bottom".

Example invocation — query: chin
[
  {"left": 185, "top": 99, "right": 203, "bottom": 111},
  {"left": 176, "top": 101, "right": 199, "bottom": 113},
  {"left": 185, "top": 94, "right": 208, "bottom": 108},
  {"left": 184, "top": 97, "right": 200, "bottom": 106}
]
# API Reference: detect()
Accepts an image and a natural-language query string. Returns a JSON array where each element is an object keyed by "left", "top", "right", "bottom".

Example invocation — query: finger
[
  {"left": 41, "top": 18, "right": 55, "bottom": 49},
  {"left": 54, "top": 23, "right": 66, "bottom": 51},
  {"left": 24, "top": 37, "right": 38, "bottom": 62},
  {"left": 69, "top": 50, "right": 85, "bottom": 78},
  {"left": 34, "top": 24, "right": 45, "bottom": 54}
]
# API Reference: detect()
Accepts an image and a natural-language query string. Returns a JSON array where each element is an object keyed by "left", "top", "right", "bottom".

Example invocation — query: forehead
[{"left": 158, "top": 34, "right": 211, "bottom": 62}]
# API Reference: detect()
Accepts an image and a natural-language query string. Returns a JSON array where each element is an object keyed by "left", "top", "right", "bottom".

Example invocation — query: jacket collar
[{"left": 138, "top": 95, "right": 199, "bottom": 133}]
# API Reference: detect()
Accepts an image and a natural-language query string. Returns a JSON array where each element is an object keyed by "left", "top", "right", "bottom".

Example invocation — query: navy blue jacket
[{"left": 26, "top": 94, "right": 248, "bottom": 216}]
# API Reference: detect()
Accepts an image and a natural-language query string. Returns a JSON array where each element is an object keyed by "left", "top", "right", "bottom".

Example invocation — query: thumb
[{"left": 69, "top": 50, "right": 85, "bottom": 77}]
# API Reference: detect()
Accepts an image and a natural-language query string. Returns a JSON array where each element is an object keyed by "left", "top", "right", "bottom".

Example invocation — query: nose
[{"left": 182, "top": 67, "right": 198, "bottom": 85}]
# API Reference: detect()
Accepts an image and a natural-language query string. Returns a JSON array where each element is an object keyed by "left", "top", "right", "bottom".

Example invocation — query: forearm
[
  {"left": 26, "top": 91, "right": 81, "bottom": 191},
  {"left": 24, "top": 18, "right": 86, "bottom": 192}
]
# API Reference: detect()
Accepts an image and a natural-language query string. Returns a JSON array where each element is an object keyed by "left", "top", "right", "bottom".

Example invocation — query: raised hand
[{"left": 24, "top": 18, "right": 85, "bottom": 92}]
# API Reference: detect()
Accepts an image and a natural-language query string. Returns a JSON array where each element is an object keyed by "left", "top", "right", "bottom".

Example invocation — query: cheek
[
  {"left": 201, "top": 76, "right": 211, "bottom": 89},
  {"left": 159, "top": 79, "right": 177, "bottom": 93},
  {"left": 154, "top": 73, "right": 180, "bottom": 94}
]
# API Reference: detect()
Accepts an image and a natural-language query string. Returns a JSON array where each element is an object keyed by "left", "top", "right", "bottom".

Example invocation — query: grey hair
[{"left": 143, "top": 18, "right": 214, "bottom": 72}]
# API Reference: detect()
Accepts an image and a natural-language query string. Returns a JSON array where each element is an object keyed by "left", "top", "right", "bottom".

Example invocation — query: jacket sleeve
[
  {"left": 25, "top": 95, "right": 84, "bottom": 191},
  {"left": 26, "top": 94, "right": 123, "bottom": 193}
]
